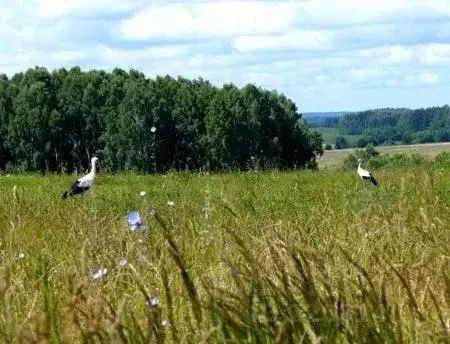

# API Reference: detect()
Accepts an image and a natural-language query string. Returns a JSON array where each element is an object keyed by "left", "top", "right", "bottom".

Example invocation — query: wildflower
[
  {"left": 119, "top": 257, "right": 127, "bottom": 267},
  {"left": 161, "top": 320, "right": 168, "bottom": 327},
  {"left": 150, "top": 126, "right": 156, "bottom": 133},
  {"left": 18, "top": 253, "right": 24, "bottom": 260},
  {"left": 128, "top": 211, "right": 142, "bottom": 227},
  {"left": 128, "top": 211, "right": 150, "bottom": 231},
  {"left": 140, "top": 191, "right": 146, "bottom": 197},
  {"left": 167, "top": 200, "right": 174, "bottom": 207},
  {"left": 92, "top": 268, "right": 107, "bottom": 280},
  {"left": 148, "top": 296, "right": 159, "bottom": 307},
  {"left": 149, "top": 209, "right": 156, "bottom": 216}
]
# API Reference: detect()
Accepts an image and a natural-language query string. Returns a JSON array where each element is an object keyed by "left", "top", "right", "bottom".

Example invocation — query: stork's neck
[{"left": 90, "top": 161, "right": 97, "bottom": 175}]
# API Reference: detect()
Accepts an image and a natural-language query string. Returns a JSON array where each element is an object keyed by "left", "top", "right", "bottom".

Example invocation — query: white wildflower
[
  {"left": 119, "top": 257, "right": 127, "bottom": 267},
  {"left": 148, "top": 296, "right": 159, "bottom": 307},
  {"left": 92, "top": 268, "right": 108, "bottom": 280}
]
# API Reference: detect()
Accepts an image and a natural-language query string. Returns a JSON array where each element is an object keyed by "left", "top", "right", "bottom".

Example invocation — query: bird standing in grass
[
  {"left": 63, "top": 157, "right": 99, "bottom": 199},
  {"left": 357, "top": 158, "right": 377, "bottom": 186}
]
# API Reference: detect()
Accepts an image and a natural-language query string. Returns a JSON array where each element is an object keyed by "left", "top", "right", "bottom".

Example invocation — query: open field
[
  {"left": 313, "top": 127, "right": 361, "bottom": 146},
  {"left": 0, "top": 165, "right": 449, "bottom": 343},
  {"left": 318, "top": 142, "right": 450, "bottom": 170}
]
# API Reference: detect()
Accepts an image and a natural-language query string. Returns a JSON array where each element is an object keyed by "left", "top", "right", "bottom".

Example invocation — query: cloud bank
[{"left": 1, "top": 0, "right": 450, "bottom": 111}]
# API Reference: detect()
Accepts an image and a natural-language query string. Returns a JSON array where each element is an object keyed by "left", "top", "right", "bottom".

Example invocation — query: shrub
[
  {"left": 356, "top": 137, "right": 369, "bottom": 148},
  {"left": 335, "top": 136, "right": 349, "bottom": 149},
  {"left": 342, "top": 146, "right": 380, "bottom": 170}
]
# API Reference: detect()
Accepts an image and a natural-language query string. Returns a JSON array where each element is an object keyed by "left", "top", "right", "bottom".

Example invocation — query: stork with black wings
[
  {"left": 357, "top": 158, "right": 377, "bottom": 186},
  {"left": 63, "top": 157, "right": 99, "bottom": 199}
]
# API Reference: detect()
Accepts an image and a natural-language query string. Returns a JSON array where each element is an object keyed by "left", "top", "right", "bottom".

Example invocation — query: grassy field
[
  {"left": 318, "top": 142, "right": 450, "bottom": 170},
  {"left": 0, "top": 164, "right": 449, "bottom": 343},
  {"left": 313, "top": 127, "right": 361, "bottom": 146}
]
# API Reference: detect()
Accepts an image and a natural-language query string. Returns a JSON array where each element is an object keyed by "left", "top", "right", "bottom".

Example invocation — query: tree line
[
  {"left": 0, "top": 66, "right": 323, "bottom": 174},
  {"left": 316, "top": 106, "right": 450, "bottom": 148}
]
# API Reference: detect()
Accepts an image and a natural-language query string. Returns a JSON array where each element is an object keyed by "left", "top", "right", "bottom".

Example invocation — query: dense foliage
[
  {"left": 313, "top": 106, "right": 450, "bottom": 148},
  {"left": 0, "top": 66, "right": 323, "bottom": 173}
]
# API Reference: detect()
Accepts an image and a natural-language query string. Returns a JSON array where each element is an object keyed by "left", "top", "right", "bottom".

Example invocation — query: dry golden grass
[
  {"left": 0, "top": 162, "right": 448, "bottom": 343},
  {"left": 318, "top": 142, "right": 450, "bottom": 170}
]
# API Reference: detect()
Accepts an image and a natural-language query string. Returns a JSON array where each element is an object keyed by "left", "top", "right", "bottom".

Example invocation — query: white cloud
[
  {"left": 36, "top": 0, "right": 145, "bottom": 18},
  {"left": 417, "top": 43, "right": 450, "bottom": 64},
  {"left": 117, "top": 1, "right": 297, "bottom": 40},
  {"left": 354, "top": 45, "right": 413, "bottom": 64},
  {"left": 295, "top": 0, "right": 450, "bottom": 27},
  {"left": 343, "top": 43, "right": 450, "bottom": 66},
  {"left": 2, "top": 0, "right": 450, "bottom": 111},
  {"left": 347, "top": 68, "right": 387, "bottom": 82},
  {"left": 0, "top": 49, "right": 87, "bottom": 76},
  {"left": 404, "top": 71, "right": 441, "bottom": 86},
  {"left": 232, "top": 30, "right": 333, "bottom": 52},
  {"left": 420, "top": 72, "right": 441, "bottom": 84},
  {"left": 98, "top": 45, "right": 190, "bottom": 63}
]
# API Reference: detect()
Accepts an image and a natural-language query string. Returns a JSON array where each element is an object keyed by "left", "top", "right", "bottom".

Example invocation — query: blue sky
[{"left": 2, "top": 0, "right": 450, "bottom": 112}]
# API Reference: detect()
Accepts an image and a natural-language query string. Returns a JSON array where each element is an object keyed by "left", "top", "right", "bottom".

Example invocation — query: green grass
[
  {"left": 313, "top": 127, "right": 362, "bottom": 146},
  {"left": 0, "top": 164, "right": 449, "bottom": 343}
]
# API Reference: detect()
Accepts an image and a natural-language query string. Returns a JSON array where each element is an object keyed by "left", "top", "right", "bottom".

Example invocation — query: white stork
[
  {"left": 357, "top": 158, "right": 377, "bottom": 186},
  {"left": 63, "top": 157, "right": 99, "bottom": 199}
]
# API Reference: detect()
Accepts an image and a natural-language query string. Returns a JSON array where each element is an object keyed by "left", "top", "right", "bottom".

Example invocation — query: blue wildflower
[{"left": 128, "top": 211, "right": 150, "bottom": 231}]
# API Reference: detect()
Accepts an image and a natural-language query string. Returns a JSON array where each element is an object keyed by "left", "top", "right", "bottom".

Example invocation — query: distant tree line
[
  {"left": 0, "top": 66, "right": 323, "bottom": 174},
  {"left": 307, "top": 115, "right": 341, "bottom": 128},
  {"left": 315, "top": 106, "right": 450, "bottom": 148}
]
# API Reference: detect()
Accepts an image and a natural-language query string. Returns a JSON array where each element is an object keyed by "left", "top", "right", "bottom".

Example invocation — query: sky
[{"left": 2, "top": 0, "right": 450, "bottom": 112}]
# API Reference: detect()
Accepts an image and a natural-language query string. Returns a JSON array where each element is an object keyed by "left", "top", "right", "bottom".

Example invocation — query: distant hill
[
  {"left": 303, "top": 111, "right": 350, "bottom": 119},
  {"left": 302, "top": 111, "right": 347, "bottom": 119},
  {"left": 302, "top": 112, "right": 351, "bottom": 127},
  {"left": 308, "top": 105, "right": 450, "bottom": 148}
]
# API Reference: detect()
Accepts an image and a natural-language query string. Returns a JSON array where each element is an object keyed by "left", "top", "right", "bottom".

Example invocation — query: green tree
[
  {"left": 9, "top": 67, "right": 56, "bottom": 172},
  {"left": 0, "top": 66, "right": 331, "bottom": 173},
  {"left": 335, "top": 136, "right": 349, "bottom": 149}
]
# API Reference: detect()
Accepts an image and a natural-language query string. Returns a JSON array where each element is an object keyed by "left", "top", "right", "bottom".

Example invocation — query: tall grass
[{"left": 0, "top": 162, "right": 448, "bottom": 343}]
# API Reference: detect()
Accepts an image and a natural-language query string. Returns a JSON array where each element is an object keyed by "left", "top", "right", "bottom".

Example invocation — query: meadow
[
  {"left": 318, "top": 142, "right": 450, "bottom": 170},
  {"left": 312, "top": 127, "right": 361, "bottom": 146},
  {"left": 0, "top": 158, "right": 449, "bottom": 343}
]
